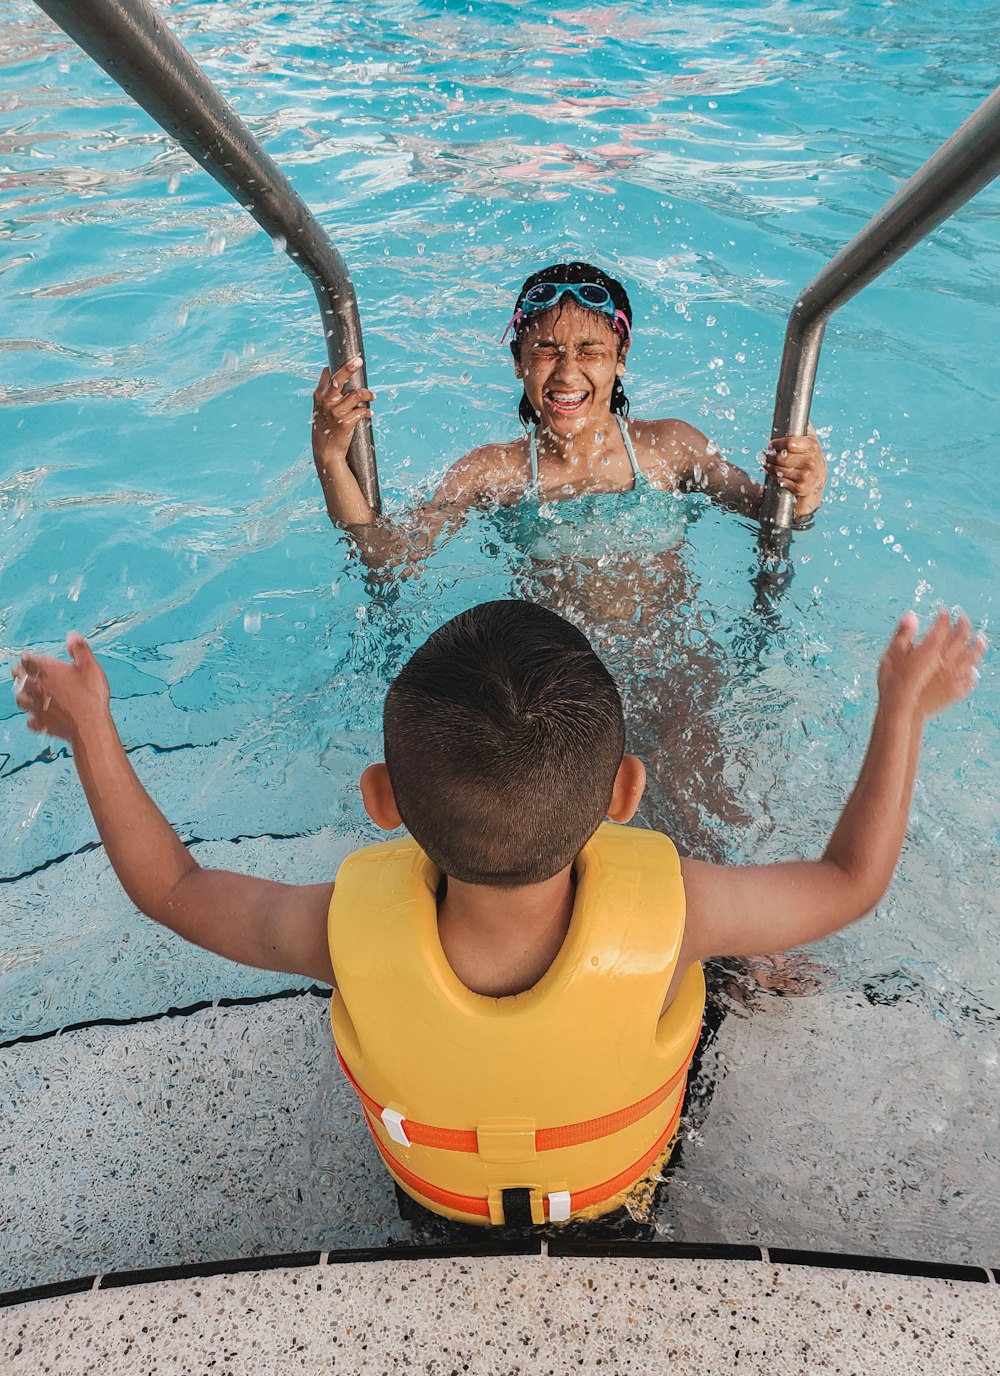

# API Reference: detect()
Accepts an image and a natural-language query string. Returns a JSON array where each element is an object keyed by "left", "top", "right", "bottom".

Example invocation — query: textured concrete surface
[
  {"left": 5, "top": 985, "right": 1000, "bottom": 1296},
  {"left": 4, "top": 1255, "right": 1000, "bottom": 1375}
]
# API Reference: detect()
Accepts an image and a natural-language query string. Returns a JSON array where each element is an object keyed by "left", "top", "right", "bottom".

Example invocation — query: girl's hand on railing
[
  {"left": 763, "top": 421, "right": 827, "bottom": 517},
  {"left": 311, "top": 358, "right": 375, "bottom": 471}
]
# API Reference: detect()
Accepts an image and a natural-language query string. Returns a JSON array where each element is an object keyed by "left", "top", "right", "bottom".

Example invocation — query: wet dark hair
[
  {"left": 510, "top": 262, "right": 633, "bottom": 427},
  {"left": 384, "top": 600, "right": 626, "bottom": 888}
]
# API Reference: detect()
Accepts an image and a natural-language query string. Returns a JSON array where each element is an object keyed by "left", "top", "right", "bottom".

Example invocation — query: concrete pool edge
[
  {"left": 2, "top": 1240, "right": 996, "bottom": 1311},
  {"left": 4, "top": 1253, "right": 999, "bottom": 1376}
]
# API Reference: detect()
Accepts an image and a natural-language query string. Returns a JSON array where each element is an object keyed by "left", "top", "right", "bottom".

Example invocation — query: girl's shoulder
[
  {"left": 434, "top": 437, "right": 532, "bottom": 509},
  {"left": 627, "top": 417, "right": 714, "bottom": 485}
]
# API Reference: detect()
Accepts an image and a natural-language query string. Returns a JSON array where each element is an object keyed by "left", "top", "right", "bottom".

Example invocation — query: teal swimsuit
[
  {"left": 528, "top": 413, "right": 650, "bottom": 495},
  {"left": 501, "top": 413, "right": 688, "bottom": 561}
]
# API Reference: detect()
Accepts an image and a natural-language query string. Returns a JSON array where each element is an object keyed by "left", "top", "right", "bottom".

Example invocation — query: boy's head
[{"left": 366, "top": 600, "right": 641, "bottom": 888}]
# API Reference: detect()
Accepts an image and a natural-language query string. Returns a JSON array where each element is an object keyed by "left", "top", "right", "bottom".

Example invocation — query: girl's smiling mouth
[{"left": 545, "top": 389, "right": 589, "bottom": 415}]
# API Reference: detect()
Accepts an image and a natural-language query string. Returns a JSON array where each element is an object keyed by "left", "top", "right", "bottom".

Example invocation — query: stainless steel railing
[
  {"left": 760, "top": 83, "right": 1000, "bottom": 561},
  {"left": 32, "top": 0, "right": 381, "bottom": 512}
]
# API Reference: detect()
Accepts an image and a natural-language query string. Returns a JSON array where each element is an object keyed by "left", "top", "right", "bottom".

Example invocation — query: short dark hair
[
  {"left": 384, "top": 600, "right": 626, "bottom": 887},
  {"left": 510, "top": 262, "right": 633, "bottom": 427}
]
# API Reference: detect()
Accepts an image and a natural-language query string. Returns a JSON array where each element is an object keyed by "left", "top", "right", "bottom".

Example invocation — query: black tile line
[
  {"left": 2, "top": 1242, "right": 997, "bottom": 1309},
  {"left": 0, "top": 1275, "right": 98, "bottom": 1311},
  {"left": 0, "top": 984, "right": 333, "bottom": 1050},
  {"left": 0, "top": 737, "right": 207, "bottom": 783},
  {"left": 766, "top": 1248, "right": 992, "bottom": 1284},
  {"left": 100, "top": 1251, "right": 326, "bottom": 1289},
  {"left": 2, "top": 826, "right": 318, "bottom": 884},
  {"left": 548, "top": 1240, "right": 763, "bottom": 1262},
  {"left": 1, "top": 839, "right": 105, "bottom": 885},
  {"left": 0, "top": 741, "right": 71, "bottom": 780}
]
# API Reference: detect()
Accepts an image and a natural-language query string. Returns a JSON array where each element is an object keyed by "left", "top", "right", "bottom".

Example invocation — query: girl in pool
[
  {"left": 313, "top": 261, "right": 828, "bottom": 863},
  {"left": 310, "top": 260, "right": 828, "bottom": 556}
]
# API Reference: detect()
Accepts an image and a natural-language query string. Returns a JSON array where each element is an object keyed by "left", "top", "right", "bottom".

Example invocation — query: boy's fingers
[
  {"left": 66, "top": 631, "right": 93, "bottom": 667},
  {"left": 914, "top": 608, "right": 953, "bottom": 663},
  {"left": 891, "top": 610, "right": 919, "bottom": 651},
  {"left": 944, "top": 616, "right": 979, "bottom": 672}
]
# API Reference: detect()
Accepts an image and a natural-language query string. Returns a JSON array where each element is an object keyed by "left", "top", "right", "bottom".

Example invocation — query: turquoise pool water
[{"left": 1, "top": 0, "right": 998, "bottom": 1275}]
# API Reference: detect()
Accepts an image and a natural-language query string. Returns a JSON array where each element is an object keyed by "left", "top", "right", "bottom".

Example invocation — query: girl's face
[{"left": 514, "top": 300, "right": 628, "bottom": 438}]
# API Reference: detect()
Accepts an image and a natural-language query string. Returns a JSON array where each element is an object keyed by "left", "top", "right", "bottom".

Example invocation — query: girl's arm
[
  {"left": 312, "top": 360, "right": 523, "bottom": 572},
  {"left": 678, "top": 610, "right": 984, "bottom": 967},
  {"left": 13, "top": 635, "right": 335, "bottom": 983},
  {"left": 657, "top": 419, "right": 827, "bottom": 519}
]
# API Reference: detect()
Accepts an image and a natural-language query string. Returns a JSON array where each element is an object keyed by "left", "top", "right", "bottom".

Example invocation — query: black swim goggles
[{"left": 501, "top": 281, "right": 631, "bottom": 342}]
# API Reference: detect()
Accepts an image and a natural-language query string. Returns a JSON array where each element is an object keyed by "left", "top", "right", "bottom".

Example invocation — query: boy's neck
[{"left": 437, "top": 863, "right": 576, "bottom": 998}]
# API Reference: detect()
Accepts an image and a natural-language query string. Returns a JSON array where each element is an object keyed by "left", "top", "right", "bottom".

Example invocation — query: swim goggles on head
[{"left": 501, "top": 281, "right": 632, "bottom": 343}]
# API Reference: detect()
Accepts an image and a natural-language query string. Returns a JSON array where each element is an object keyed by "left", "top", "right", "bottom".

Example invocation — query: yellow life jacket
[{"left": 328, "top": 821, "right": 705, "bottom": 1228}]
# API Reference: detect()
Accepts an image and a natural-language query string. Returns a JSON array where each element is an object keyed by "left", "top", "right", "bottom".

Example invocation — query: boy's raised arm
[
  {"left": 12, "top": 635, "right": 335, "bottom": 985},
  {"left": 680, "top": 610, "right": 985, "bottom": 967}
]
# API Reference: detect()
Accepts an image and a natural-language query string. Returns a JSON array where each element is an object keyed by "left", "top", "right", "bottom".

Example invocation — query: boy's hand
[
  {"left": 878, "top": 609, "right": 985, "bottom": 721},
  {"left": 312, "top": 358, "right": 375, "bottom": 468},
  {"left": 763, "top": 422, "right": 827, "bottom": 518},
  {"left": 12, "top": 633, "right": 111, "bottom": 743}
]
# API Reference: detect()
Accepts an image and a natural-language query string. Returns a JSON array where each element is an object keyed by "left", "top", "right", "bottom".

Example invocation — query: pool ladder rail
[
  {"left": 760, "top": 82, "right": 1000, "bottom": 563},
  {"left": 27, "top": 3, "right": 1000, "bottom": 563},
  {"left": 31, "top": 0, "right": 381, "bottom": 514}
]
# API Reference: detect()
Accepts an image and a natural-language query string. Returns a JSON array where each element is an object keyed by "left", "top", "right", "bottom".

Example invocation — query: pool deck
[
  {"left": 4, "top": 1249, "right": 999, "bottom": 1374},
  {"left": 4, "top": 987, "right": 1000, "bottom": 1373}
]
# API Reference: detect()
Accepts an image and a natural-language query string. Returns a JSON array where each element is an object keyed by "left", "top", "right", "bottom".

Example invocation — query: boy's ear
[
  {"left": 607, "top": 754, "right": 645, "bottom": 823},
  {"left": 360, "top": 763, "right": 402, "bottom": 831}
]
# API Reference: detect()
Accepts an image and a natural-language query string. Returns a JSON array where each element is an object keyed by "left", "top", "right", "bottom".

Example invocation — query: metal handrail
[
  {"left": 32, "top": 0, "right": 381, "bottom": 512},
  {"left": 760, "top": 83, "right": 1000, "bottom": 561}
]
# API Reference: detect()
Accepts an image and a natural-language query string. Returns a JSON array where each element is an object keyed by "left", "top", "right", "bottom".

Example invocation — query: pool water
[{"left": 1, "top": 0, "right": 998, "bottom": 1281}]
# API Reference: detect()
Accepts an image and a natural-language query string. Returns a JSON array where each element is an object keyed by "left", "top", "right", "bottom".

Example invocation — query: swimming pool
[{"left": 1, "top": 0, "right": 998, "bottom": 1289}]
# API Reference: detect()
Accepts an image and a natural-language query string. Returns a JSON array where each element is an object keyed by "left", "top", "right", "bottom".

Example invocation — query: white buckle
[
  {"left": 380, "top": 1106, "right": 411, "bottom": 1147},
  {"left": 548, "top": 1190, "right": 571, "bottom": 1223}
]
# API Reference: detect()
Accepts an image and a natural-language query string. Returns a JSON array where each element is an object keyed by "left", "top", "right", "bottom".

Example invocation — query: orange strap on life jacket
[
  {"left": 336, "top": 1029, "right": 699, "bottom": 1156},
  {"left": 368, "top": 1092, "right": 686, "bottom": 1222}
]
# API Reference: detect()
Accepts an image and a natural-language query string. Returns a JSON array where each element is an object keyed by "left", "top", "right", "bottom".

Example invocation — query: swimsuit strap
[
  {"left": 530, "top": 415, "right": 644, "bottom": 492},
  {"left": 615, "top": 414, "right": 646, "bottom": 489}
]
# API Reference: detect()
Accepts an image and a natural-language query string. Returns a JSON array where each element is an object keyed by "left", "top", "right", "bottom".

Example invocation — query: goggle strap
[
  {"left": 499, "top": 309, "right": 523, "bottom": 344},
  {"left": 614, "top": 310, "right": 632, "bottom": 341}
]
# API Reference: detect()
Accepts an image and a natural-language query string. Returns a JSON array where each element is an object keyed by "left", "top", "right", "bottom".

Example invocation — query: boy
[{"left": 12, "top": 601, "right": 983, "bottom": 1228}]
